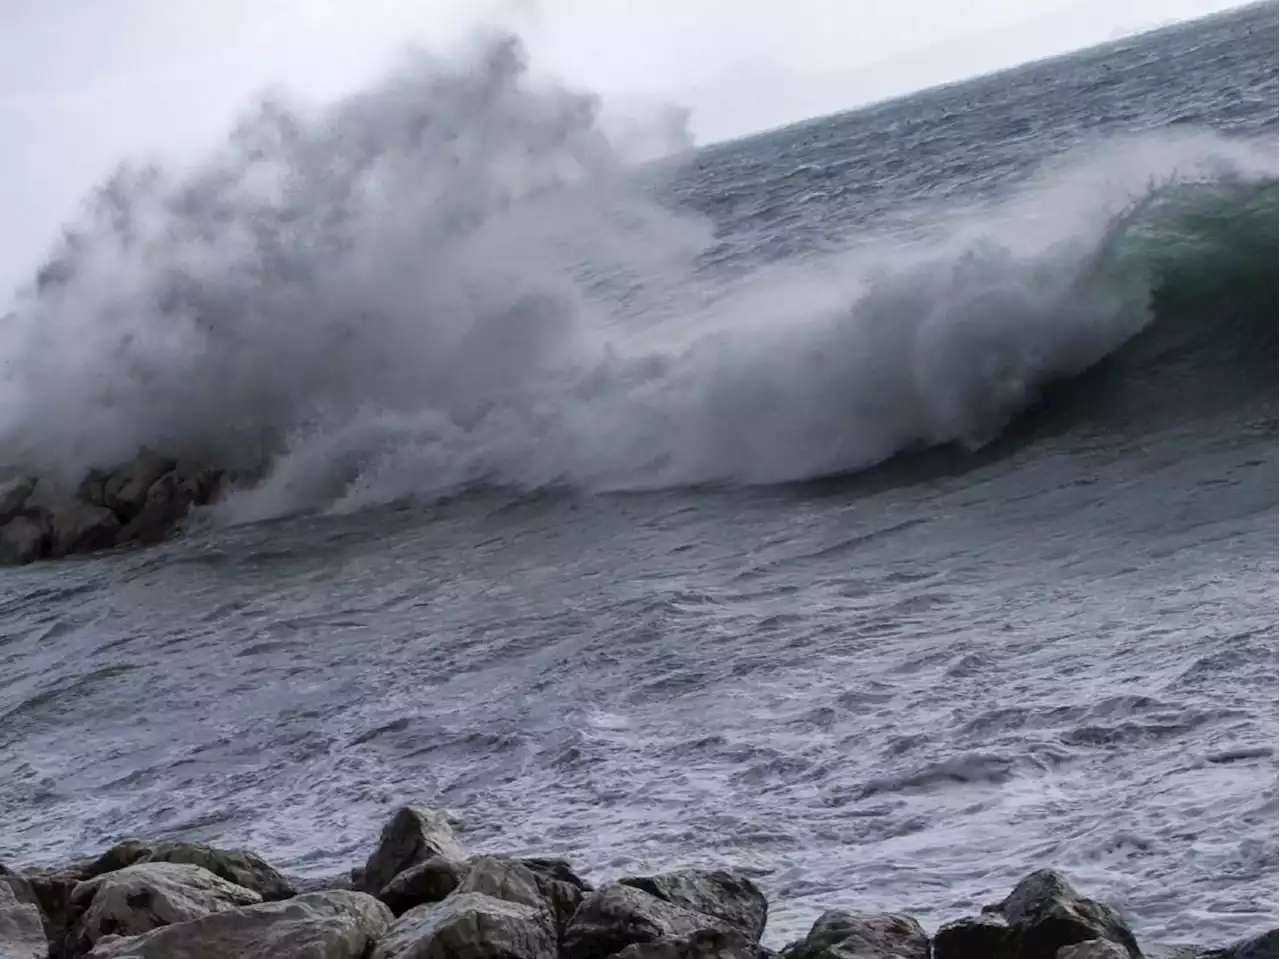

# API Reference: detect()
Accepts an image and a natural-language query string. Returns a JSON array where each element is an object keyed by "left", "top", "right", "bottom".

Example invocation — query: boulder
[
  {"left": 83, "top": 889, "right": 392, "bottom": 958},
  {"left": 512, "top": 857, "right": 591, "bottom": 937},
  {"left": 103, "top": 452, "right": 175, "bottom": 521},
  {"left": 120, "top": 472, "right": 192, "bottom": 545},
  {"left": 990, "top": 870, "right": 1140, "bottom": 959},
  {"left": 354, "top": 806, "right": 468, "bottom": 897},
  {"left": 67, "top": 862, "right": 260, "bottom": 956},
  {"left": 613, "top": 929, "right": 776, "bottom": 958},
  {"left": 779, "top": 911, "right": 929, "bottom": 959},
  {"left": 0, "top": 882, "right": 46, "bottom": 959},
  {"left": 370, "top": 892, "right": 557, "bottom": 959},
  {"left": 0, "top": 477, "right": 35, "bottom": 522},
  {"left": 1058, "top": 942, "right": 1131, "bottom": 959},
  {"left": 562, "top": 883, "right": 735, "bottom": 959},
  {"left": 0, "top": 516, "right": 47, "bottom": 565},
  {"left": 90, "top": 839, "right": 294, "bottom": 902},
  {"left": 621, "top": 870, "right": 768, "bottom": 942},
  {"left": 456, "top": 857, "right": 550, "bottom": 910},
  {"left": 933, "top": 913, "right": 1013, "bottom": 958},
  {"left": 50, "top": 504, "right": 120, "bottom": 557},
  {"left": 379, "top": 857, "right": 465, "bottom": 917},
  {"left": 1197, "top": 930, "right": 1279, "bottom": 959},
  {"left": 76, "top": 470, "right": 109, "bottom": 508},
  {"left": 7, "top": 866, "right": 90, "bottom": 951}
]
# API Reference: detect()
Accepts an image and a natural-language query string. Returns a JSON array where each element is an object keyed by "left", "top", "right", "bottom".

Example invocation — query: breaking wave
[{"left": 0, "top": 34, "right": 1273, "bottom": 522}]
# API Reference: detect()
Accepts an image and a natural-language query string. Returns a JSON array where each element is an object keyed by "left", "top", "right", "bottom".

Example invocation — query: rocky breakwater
[
  {"left": 0, "top": 451, "right": 228, "bottom": 566},
  {"left": 1, "top": 805, "right": 1275, "bottom": 959}
]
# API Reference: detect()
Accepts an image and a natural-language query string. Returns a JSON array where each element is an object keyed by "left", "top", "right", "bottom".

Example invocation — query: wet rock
[
  {"left": 88, "top": 839, "right": 294, "bottom": 902},
  {"left": 83, "top": 889, "right": 391, "bottom": 958},
  {"left": 50, "top": 504, "right": 120, "bottom": 557},
  {"left": 621, "top": 869, "right": 768, "bottom": 942},
  {"left": 991, "top": 870, "right": 1140, "bottom": 959},
  {"left": 0, "top": 516, "right": 47, "bottom": 565},
  {"left": 456, "top": 856, "right": 546, "bottom": 907},
  {"left": 562, "top": 883, "right": 735, "bottom": 959},
  {"left": 0, "top": 476, "right": 35, "bottom": 521},
  {"left": 512, "top": 856, "right": 591, "bottom": 937},
  {"left": 613, "top": 928, "right": 777, "bottom": 958},
  {"left": 779, "top": 911, "right": 929, "bottom": 959},
  {"left": 1197, "top": 930, "right": 1279, "bottom": 959},
  {"left": 76, "top": 470, "right": 109, "bottom": 508},
  {"left": 1058, "top": 941, "right": 1131, "bottom": 959},
  {"left": 933, "top": 912, "right": 1012, "bottom": 958},
  {"left": 103, "top": 452, "right": 175, "bottom": 521},
  {"left": 354, "top": 806, "right": 468, "bottom": 897},
  {"left": 379, "top": 857, "right": 466, "bottom": 917},
  {"left": 10, "top": 866, "right": 90, "bottom": 952},
  {"left": 370, "top": 891, "right": 557, "bottom": 959},
  {"left": 67, "top": 862, "right": 260, "bottom": 956},
  {"left": 120, "top": 472, "right": 192, "bottom": 545},
  {"left": 177, "top": 466, "right": 225, "bottom": 508},
  {"left": 0, "top": 881, "right": 46, "bottom": 959}
]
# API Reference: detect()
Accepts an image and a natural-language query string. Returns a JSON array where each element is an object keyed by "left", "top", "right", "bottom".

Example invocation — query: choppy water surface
[{"left": 1, "top": 3, "right": 1277, "bottom": 949}]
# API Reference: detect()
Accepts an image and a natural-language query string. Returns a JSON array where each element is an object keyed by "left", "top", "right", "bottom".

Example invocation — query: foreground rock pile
[
  {"left": 1, "top": 805, "right": 1274, "bottom": 959},
  {"left": 0, "top": 451, "right": 227, "bottom": 565}
]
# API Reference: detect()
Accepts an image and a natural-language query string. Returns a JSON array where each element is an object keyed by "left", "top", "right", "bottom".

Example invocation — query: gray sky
[{"left": 0, "top": 0, "right": 1250, "bottom": 300}]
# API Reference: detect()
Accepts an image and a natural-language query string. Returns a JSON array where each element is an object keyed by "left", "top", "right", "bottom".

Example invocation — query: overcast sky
[{"left": 0, "top": 0, "right": 1251, "bottom": 300}]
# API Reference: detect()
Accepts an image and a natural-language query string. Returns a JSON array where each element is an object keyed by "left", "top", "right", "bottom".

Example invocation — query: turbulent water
[{"left": 1, "top": 3, "right": 1277, "bottom": 949}]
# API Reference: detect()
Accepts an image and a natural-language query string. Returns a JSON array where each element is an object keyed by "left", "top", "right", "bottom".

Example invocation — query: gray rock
[
  {"left": 120, "top": 472, "right": 192, "bottom": 545},
  {"left": 103, "top": 452, "right": 175, "bottom": 521},
  {"left": 67, "top": 862, "right": 260, "bottom": 956},
  {"left": 76, "top": 470, "right": 109, "bottom": 508},
  {"left": 0, "top": 516, "right": 47, "bottom": 565},
  {"left": 456, "top": 857, "right": 548, "bottom": 910},
  {"left": 355, "top": 806, "right": 468, "bottom": 896},
  {"left": 613, "top": 929, "right": 777, "bottom": 958},
  {"left": 1058, "top": 941, "right": 1131, "bottom": 959},
  {"left": 0, "top": 477, "right": 35, "bottom": 522},
  {"left": 379, "top": 857, "right": 465, "bottom": 917},
  {"left": 83, "top": 889, "right": 392, "bottom": 958},
  {"left": 991, "top": 870, "right": 1141, "bottom": 959},
  {"left": 86, "top": 839, "right": 293, "bottom": 902},
  {"left": 0, "top": 882, "right": 46, "bottom": 959},
  {"left": 563, "top": 883, "right": 734, "bottom": 959},
  {"left": 779, "top": 910, "right": 929, "bottom": 959},
  {"left": 512, "top": 856, "right": 591, "bottom": 937},
  {"left": 1197, "top": 930, "right": 1279, "bottom": 959},
  {"left": 6, "top": 866, "right": 90, "bottom": 953},
  {"left": 621, "top": 870, "right": 768, "bottom": 942},
  {"left": 50, "top": 504, "right": 120, "bottom": 557},
  {"left": 933, "top": 912, "right": 1012, "bottom": 958},
  {"left": 370, "top": 891, "right": 557, "bottom": 959}
]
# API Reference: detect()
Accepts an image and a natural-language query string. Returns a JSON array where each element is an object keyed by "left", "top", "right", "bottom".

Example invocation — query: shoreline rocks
[
  {"left": 0, "top": 451, "right": 230, "bottom": 566},
  {"left": 1, "top": 805, "right": 1275, "bottom": 959}
]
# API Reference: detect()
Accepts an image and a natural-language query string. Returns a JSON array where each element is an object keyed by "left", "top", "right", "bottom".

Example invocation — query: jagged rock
[
  {"left": 1058, "top": 941, "right": 1131, "bottom": 959},
  {"left": 9, "top": 866, "right": 90, "bottom": 950},
  {"left": 990, "top": 870, "right": 1140, "bottom": 959},
  {"left": 455, "top": 857, "right": 548, "bottom": 909},
  {"left": 0, "top": 516, "right": 47, "bottom": 565},
  {"left": 1197, "top": 930, "right": 1279, "bottom": 959},
  {"left": 621, "top": 870, "right": 768, "bottom": 942},
  {"left": 512, "top": 856, "right": 591, "bottom": 937},
  {"left": 0, "top": 476, "right": 35, "bottom": 521},
  {"left": 76, "top": 470, "right": 109, "bottom": 508},
  {"left": 176, "top": 466, "right": 225, "bottom": 508},
  {"left": 933, "top": 912, "right": 1013, "bottom": 958},
  {"left": 50, "top": 504, "right": 120, "bottom": 557},
  {"left": 370, "top": 891, "right": 557, "bottom": 959},
  {"left": 107, "top": 840, "right": 294, "bottom": 902},
  {"left": 0, "top": 881, "right": 46, "bottom": 959},
  {"left": 287, "top": 873, "right": 353, "bottom": 896},
  {"left": 379, "top": 857, "right": 466, "bottom": 916},
  {"left": 562, "top": 883, "right": 735, "bottom": 959},
  {"left": 354, "top": 806, "right": 468, "bottom": 896},
  {"left": 613, "top": 929, "right": 777, "bottom": 958},
  {"left": 779, "top": 911, "right": 929, "bottom": 959},
  {"left": 83, "top": 890, "right": 391, "bottom": 958},
  {"left": 120, "top": 472, "right": 192, "bottom": 544},
  {"left": 103, "top": 452, "right": 175, "bottom": 521},
  {"left": 67, "top": 862, "right": 260, "bottom": 957}
]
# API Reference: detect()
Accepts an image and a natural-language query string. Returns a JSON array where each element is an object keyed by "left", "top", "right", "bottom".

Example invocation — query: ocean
[{"left": 1, "top": 2, "right": 1276, "bottom": 949}]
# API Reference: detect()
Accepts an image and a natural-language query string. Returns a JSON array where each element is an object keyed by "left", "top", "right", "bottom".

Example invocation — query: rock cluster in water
[
  {"left": 1, "top": 805, "right": 1274, "bottom": 959},
  {"left": 0, "top": 451, "right": 228, "bottom": 565}
]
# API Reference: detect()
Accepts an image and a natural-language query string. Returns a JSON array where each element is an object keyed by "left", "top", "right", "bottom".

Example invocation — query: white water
[{"left": 0, "top": 35, "right": 1272, "bottom": 521}]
